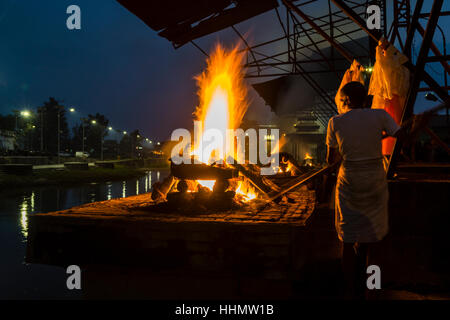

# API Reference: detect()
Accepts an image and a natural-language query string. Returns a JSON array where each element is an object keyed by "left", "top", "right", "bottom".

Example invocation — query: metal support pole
[
  {"left": 57, "top": 110, "right": 60, "bottom": 164},
  {"left": 40, "top": 109, "right": 44, "bottom": 152},
  {"left": 283, "top": 0, "right": 354, "bottom": 63},
  {"left": 387, "top": 0, "right": 445, "bottom": 178},
  {"left": 404, "top": 0, "right": 424, "bottom": 58},
  {"left": 101, "top": 128, "right": 104, "bottom": 161},
  {"left": 399, "top": 0, "right": 444, "bottom": 122},
  {"left": 82, "top": 124, "right": 85, "bottom": 153},
  {"left": 331, "top": 0, "right": 448, "bottom": 101}
]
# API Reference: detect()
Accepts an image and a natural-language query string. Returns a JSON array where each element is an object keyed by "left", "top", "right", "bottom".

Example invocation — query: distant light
[
  {"left": 69, "top": 108, "right": 75, "bottom": 112},
  {"left": 425, "top": 92, "right": 438, "bottom": 102},
  {"left": 137, "top": 135, "right": 140, "bottom": 138},
  {"left": 145, "top": 138, "right": 149, "bottom": 142},
  {"left": 365, "top": 66, "right": 373, "bottom": 73},
  {"left": 91, "top": 120, "right": 96, "bottom": 124},
  {"left": 149, "top": 140, "right": 153, "bottom": 144},
  {"left": 123, "top": 131, "right": 127, "bottom": 134},
  {"left": 32, "top": 125, "right": 36, "bottom": 128},
  {"left": 108, "top": 127, "right": 113, "bottom": 131},
  {"left": 21, "top": 111, "right": 30, "bottom": 117},
  {"left": 157, "top": 142, "right": 161, "bottom": 145}
]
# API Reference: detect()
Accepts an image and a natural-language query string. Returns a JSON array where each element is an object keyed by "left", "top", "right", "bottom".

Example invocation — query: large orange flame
[
  {"left": 191, "top": 44, "right": 256, "bottom": 201},
  {"left": 192, "top": 44, "right": 248, "bottom": 163}
]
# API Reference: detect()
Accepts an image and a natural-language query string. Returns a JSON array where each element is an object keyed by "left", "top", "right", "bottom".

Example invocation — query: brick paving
[{"left": 39, "top": 186, "right": 316, "bottom": 226}]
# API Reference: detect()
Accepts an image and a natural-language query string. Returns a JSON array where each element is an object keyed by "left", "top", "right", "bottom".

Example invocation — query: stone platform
[
  {"left": 24, "top": 176, "right": 450, "bottom": 299},
  {"left": 28, "top": 188, "right": 337, "bottom": 265},
  {"left": 26, "top": 186, "right": 344, "bottom": 298}
]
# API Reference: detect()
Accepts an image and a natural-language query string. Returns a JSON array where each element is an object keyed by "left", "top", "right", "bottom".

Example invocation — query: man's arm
[
  {"left": 326, "top": 146, "right": 342, "bottom": 166},
  {"left": 382, "top": 126, "right": 407, "bottom": 141}
]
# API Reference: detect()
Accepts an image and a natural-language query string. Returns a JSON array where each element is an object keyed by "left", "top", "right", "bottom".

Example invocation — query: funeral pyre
[{"left": 151, "top": 44, "right": 309, "bottom": 211}]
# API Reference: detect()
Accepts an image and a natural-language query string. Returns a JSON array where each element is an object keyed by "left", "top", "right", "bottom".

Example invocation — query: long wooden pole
[{"left": 266, "top": 163, "right": 339, "bottom": 203}]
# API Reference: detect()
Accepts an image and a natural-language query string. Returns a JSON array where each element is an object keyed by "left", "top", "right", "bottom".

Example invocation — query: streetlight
[
  {"left": 38, "top": 104, "right": 73, "bottom": 157},
  {"left": 425, "top": 92, "right": 439, "bottom": 102},
  {"left": 90, "top": 120, "right": 104, "bottom": 161},
  {"left": 15, "top": 110, "right": 31, "bottom": 131},
  {"left": 80, "top": 117, "right": 88, "bottom": 154},
  {"left": 56, "top": 106, "right": 64, "bottom": 164}
]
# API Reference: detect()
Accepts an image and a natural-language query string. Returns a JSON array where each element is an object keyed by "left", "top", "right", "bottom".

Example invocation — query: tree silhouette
[
  {"left": 35, "top": 97, "right": 69, "bottom": 154},
  {"left": 72, "top": 113, "right": 109, "bottom": 158},
  {"left": 119, "top": 129, "right": 143, "bottom": 158}
]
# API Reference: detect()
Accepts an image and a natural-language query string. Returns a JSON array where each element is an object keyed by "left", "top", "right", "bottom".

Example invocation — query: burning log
[
  {"left": 151, "top": 174, "right": 175, "bottom": 201},
  {"left": 278, "top": 152, "right": 307, "bottom": 175},
  {"left": 266, "top": 163, "right": 339, "bottom": 204},
  {"left": 230, "top": 163, "right": 280, "bottom": 198},
  {"left": 170, "top": 162, "right": 238, "bottom": 180}
]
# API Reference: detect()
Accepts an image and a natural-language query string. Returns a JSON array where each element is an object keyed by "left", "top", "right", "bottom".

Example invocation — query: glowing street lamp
[
  {"left": 20, "top": 110, "right": 31, "bottom": 118},
  {"left": 69, "top": 108, "right": 75, "bottom": 113},
  {"left": 15, "top": 110, "right": 31, "bottom": 131}
]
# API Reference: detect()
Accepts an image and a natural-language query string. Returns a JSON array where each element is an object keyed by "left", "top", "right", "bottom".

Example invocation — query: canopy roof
[
  {"left": 117, "top": 0, "right": 278, "bottom": 47},
  {"left": 251, "top": 38, "right": 371, "bottom": 124}
]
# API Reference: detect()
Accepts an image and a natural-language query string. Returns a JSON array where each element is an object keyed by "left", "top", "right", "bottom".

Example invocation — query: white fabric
[
  {"left": 335, "top": 158, "right": 389, "bottom": 243},
  {"left": 326, "top": 108, "right": 400, "bottom": 161},
  {"left": 368, "top": 42, "right": 410, "bottom": 104},
  {"left": 335, "top": 59, "right": 365, "bottom": 114}
]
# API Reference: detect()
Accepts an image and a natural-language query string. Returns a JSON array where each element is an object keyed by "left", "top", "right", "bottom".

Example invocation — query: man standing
[{"left": 326, "top": 81, "right": 404, "bottom": 299}]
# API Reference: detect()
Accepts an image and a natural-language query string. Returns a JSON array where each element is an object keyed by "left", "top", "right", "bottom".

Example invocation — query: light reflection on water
[
  {"left": 107, "top": 183, "right": 112, "bottom": 200},
  {"left": 0, "top": 170, "right": 168, "bottom": 299},
  {"left": 17, "top": 170, "right": 167, "bottom": 240},
  {"left": 18, "top": 191, "right": 35, "bottom": 239}
]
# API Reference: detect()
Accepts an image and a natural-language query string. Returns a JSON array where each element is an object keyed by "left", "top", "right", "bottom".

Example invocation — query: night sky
[{"left": 0, "top": 0, "right": 448, "bottom": 142}]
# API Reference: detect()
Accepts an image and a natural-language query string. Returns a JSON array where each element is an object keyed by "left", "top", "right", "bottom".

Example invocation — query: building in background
[{"left": 0, "top": 130, "right": 16, "bottom": 154}]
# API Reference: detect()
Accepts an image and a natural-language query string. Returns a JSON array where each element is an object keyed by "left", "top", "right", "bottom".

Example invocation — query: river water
[{"left": 0, "top": 169, "right": 169, "bottom": 299}]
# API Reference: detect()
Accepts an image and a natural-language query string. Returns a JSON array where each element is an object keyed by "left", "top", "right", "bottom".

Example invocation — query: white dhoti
[{"left": 335, "top": 158, "right": 389, "bottom": 243}]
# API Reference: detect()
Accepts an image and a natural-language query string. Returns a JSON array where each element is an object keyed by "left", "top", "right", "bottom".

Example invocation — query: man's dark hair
[{"left": 340, "top": 81, "right": 367, "bottom": 108}]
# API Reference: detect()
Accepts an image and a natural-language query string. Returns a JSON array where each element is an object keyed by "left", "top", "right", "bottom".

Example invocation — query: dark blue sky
[
  {"left": 1, "top": 0, "right": 448, "bottom": 141},
  {"left": 0, "top": 0, "right": 224, "bottom": 141}
]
